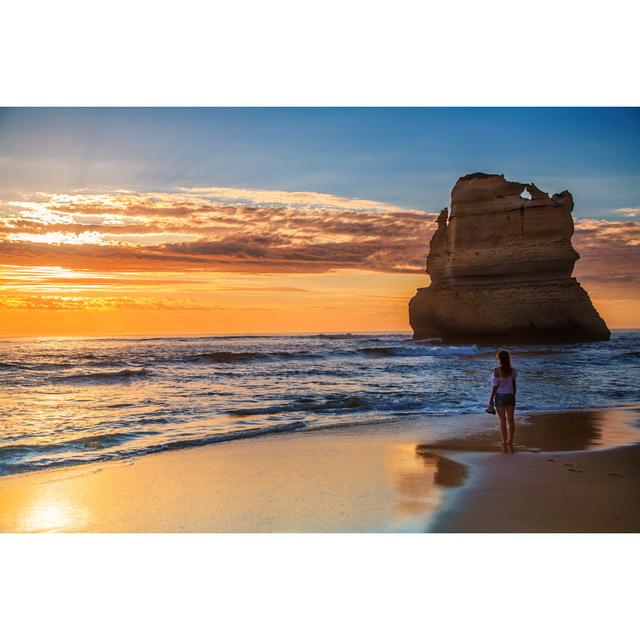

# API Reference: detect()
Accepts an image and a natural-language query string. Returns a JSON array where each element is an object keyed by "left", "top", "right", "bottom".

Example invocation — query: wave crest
[{"left": 53, "top": 368, "right": 150, "bottom": 383}]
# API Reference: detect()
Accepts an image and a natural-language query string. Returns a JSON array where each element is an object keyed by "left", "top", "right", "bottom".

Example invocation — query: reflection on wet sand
[
  {"left": 416, "top": 407, "right": 640, "bottom": 456},
  {"left": 419, "top": 453, "right": 469, "bottom": 488},
  {"left": 383, "top": 445, "right": 469, "bottom": 523},
  {"left": 384, "top": 445, "right": 440, "bottom": 520}
]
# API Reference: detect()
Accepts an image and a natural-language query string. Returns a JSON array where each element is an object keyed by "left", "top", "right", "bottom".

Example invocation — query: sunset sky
[{"left": 1, "top": 107, "right": 638, "bottom": 336}]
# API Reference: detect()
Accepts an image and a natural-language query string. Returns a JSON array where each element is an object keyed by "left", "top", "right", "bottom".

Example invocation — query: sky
[{"left": 0, "top": 107, "right": 638, "bottom": 335}]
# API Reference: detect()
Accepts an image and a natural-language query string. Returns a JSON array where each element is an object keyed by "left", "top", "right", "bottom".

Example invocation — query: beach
[{"left": 1, "top": 405, "right": 638, "bottom": 533}]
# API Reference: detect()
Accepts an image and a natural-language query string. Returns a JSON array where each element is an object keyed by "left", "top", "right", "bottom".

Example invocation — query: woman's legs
[
  {"left": 506, "top": 405, "right": 516, "bottom": 446},
  {"left": 496, "top": 406, "right": 508, "bottom": 448}
]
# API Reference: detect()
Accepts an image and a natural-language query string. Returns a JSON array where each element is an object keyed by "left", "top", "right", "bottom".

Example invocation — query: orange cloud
[
  {"left": 573, "top": 220, "right": 640, "bottom": 292},
  {"left": 0, "top": 187, "right": 436, "bottom": 274},
  {"left": 2, "top": 191, "right": 638, "bottom": 280},
  {"left": 0, "top": 293, "right": 268, "bottom": 311},
  {"left": 1, "top": 190, "right": 639, "bottom": 284}
]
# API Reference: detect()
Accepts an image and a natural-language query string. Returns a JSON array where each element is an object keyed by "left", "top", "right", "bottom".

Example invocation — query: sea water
[{"left": 0, "top": 330, "right": 638, "bottom": 476}]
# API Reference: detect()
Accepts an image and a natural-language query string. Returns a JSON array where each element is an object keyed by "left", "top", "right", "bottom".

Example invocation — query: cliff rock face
[{"left": 409, "top": 173, "right": 610, "bottom": 342}]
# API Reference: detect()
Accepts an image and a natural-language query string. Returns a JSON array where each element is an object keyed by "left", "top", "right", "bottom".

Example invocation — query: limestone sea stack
[{"left": 409, "top": 173, "right": 610, "bottom": 342}]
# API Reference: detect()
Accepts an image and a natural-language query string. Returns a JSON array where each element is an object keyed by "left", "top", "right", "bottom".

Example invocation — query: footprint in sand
[
  {"left": 545, "top": 459, "right": 555, "bottom": 462},
  {"left": 563, "top": 463, "right": 574, "bottom": 467},
  {"left": 607, "top": 472, "right": 625, "bottom": 478},
  {"left": 567, "top": 468, "right": 582, "bottom": 473}
]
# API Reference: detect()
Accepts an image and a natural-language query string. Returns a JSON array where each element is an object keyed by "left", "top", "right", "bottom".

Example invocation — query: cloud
[
  {"left": 0, "top": 274, "right": 198, "bottom": 291},
  {"left": 218, "top": 286, "right": 310, "bottom": 292},
  {"left": 7, "top": 231, "right": 105, "bottom": 245},
  {"left": 579, "top": 274, "right": 636, "bottom": 283},
  {"left": 0, "top": 293, "right": 274, "bottom": 312},
  {"left": 1, "top": 188, "right": 638, "bottom": 289},
  {"left": 0, "top": 294, "right": 218, "bottom": 311},
  {"left": 572, "top": 219, "right": 640, "bottom": 298},
  {"left": 0, "top": 187, "right": 436, "bottom": 274},
  {"left": 177, "top": 186, "right": 410, "bottom": 211},
  {"left": 612, "top": 207, "right": 640, "bottom": 218}
]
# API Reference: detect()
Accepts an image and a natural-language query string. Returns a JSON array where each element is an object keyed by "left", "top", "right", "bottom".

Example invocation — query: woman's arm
[
  {"left": 489, "top": 369, "right": 498, "bottom": 407},
  {"left": 488, "top": 384, "right": 498, "bottom": 407},
  {"left": 488, "top": 369, "right": 498, "bottom": 407}
]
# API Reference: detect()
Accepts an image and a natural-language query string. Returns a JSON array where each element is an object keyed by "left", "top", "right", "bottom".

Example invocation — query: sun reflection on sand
[{"left": 17, "top": 486, "right": 89, "bottom": 533}]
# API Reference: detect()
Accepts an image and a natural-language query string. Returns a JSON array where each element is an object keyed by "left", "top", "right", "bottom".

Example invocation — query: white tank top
[{"left": 491, "top": 368, "right": 516, "bottom": 394}]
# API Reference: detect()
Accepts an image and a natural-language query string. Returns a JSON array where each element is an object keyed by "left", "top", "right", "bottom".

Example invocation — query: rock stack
[{"left": 409, "top": 173, "right": 610, "bottom": 342}]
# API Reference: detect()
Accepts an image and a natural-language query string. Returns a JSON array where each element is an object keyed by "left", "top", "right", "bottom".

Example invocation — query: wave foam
[{"left": 0, "top": 421, "right": 307, "bottom": 476}]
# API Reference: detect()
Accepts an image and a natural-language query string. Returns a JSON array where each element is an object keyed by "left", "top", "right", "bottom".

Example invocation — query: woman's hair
[{"left": 496, "top": 350, "right": 512, "bottom": 376}]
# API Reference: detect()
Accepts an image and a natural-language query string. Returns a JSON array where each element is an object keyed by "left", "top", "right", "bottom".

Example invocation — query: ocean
[{"left": 0, "top": 330, "right": 638, "bottom": 476}]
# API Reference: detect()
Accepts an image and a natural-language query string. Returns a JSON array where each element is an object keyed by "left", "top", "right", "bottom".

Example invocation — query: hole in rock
[{"left": 520, "top": 188, "right": 532, "bottom": 200}]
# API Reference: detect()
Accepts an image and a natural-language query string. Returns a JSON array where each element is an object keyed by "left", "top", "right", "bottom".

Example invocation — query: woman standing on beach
[{"left": 488, "top": 350, "right": 517, "bottom": 452}]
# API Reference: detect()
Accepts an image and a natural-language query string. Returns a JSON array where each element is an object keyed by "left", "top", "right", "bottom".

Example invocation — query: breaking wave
[
  {"left": 357, "top": 345, "right": 480, "bottom": 358},
  {"left": 52, "top": 367, "right": 150, "bottom": 383}
]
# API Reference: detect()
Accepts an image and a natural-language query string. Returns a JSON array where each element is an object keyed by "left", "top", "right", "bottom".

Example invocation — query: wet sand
[
  {"left": 0, "top": 407, "right": 638, "bottom": 532},
  {"left": 0, "top": 423, "right": 461, "bottom": 533},
  {"left": 422, "top": 407, "right": 640, "bottom": 532},
  {"left": 429, "top": 444, "right": 640, "bottom": 532}
]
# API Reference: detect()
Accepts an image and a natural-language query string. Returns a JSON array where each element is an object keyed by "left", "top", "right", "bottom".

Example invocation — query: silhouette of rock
[{"left": 409, "top": 173, "right": 610, "bottom": 342}]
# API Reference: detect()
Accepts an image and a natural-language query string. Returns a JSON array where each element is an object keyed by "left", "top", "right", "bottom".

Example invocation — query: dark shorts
[{"left": 495, "top": 393, "right": 516, "bottom": 408}]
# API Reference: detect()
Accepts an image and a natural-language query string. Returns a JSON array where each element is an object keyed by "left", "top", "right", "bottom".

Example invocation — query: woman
[{"left": 487, "top": 350, "right": 517, "bottom": 451}]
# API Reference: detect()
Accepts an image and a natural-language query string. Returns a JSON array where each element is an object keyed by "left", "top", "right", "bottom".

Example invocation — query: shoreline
[
  {"left": 0, "top": 406, "right": 638, "bottom": 533},
  {"left": 3, "top": 402, "right": 639, "bottom": 481}
]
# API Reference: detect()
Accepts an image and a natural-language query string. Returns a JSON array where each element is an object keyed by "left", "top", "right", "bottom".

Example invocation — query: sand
[
  {"left": 429, "top": 444, "right": 640, "bottom": 532},
  {"left": 0, "top": 407, "right": 638, "bottom": 533}
]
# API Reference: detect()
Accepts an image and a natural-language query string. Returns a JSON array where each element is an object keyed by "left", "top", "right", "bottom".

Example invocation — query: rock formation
[{"left": 409, "top": 172, "right": 610, "bottom": 342}]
